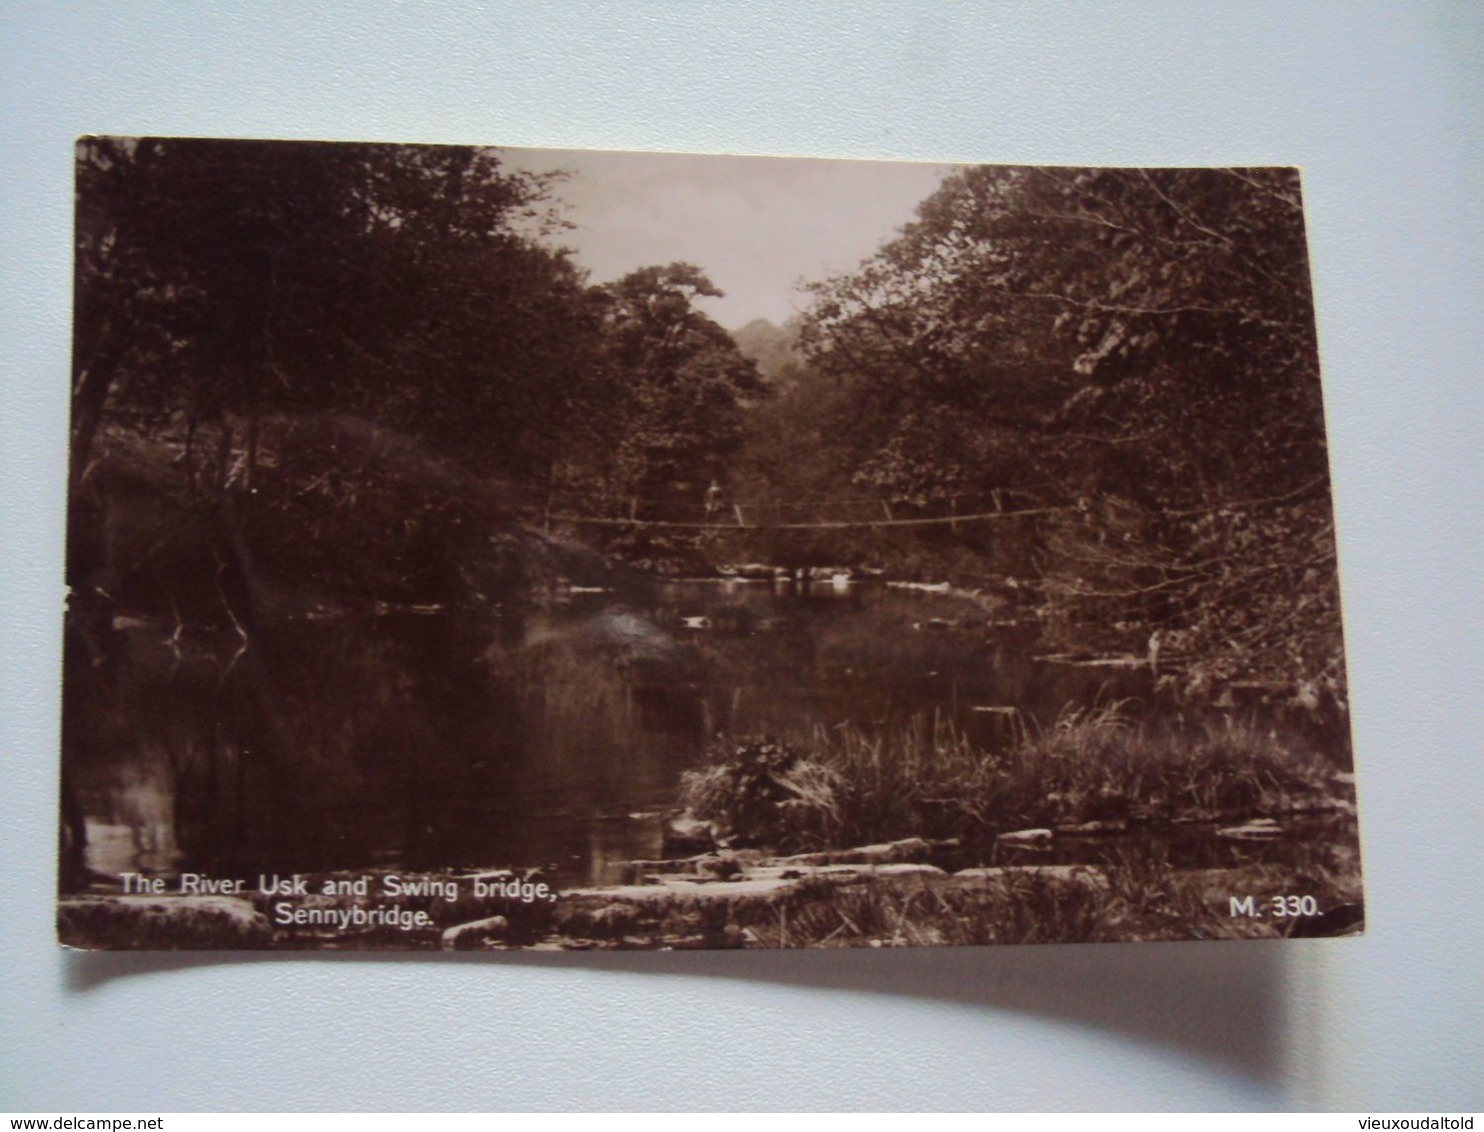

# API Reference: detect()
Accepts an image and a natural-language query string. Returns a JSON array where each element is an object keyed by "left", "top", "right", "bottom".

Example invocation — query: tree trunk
[{"left": 69, "top": 332, "right": 124, "bottom": 499}]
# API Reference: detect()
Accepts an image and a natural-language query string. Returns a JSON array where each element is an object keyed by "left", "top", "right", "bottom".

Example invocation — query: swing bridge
[{"left": 541, "top": 491, "right": 1066, "bottom": 534}]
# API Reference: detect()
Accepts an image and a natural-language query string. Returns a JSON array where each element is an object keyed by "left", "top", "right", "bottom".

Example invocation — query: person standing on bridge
[{"left": 704, "top": 479, "right": 724, "bottom": 523}]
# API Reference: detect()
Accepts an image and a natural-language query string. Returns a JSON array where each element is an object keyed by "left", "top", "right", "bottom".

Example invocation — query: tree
[
  {"left": 730, "top": 317, "right": 805, "bottom": 388},
  {"left": 69, "top": 138, "right": 609, "bottom": 613},
  {"left": 537, "top": 264, "right": 764, "bottom": 570},
  {"left": 72, "top": 138, "right": 600, "bottom": 483},
  {"left": 797, "top": 166, "right": 1344, "bottom": 699},
  {"left": 564, "top": 264, "right": 763, "bottom": 506}
]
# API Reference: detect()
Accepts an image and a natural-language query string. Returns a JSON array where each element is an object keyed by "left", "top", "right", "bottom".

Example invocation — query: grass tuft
[{"left": 681, "top": 705, "right": 1343, "bottom": 852}]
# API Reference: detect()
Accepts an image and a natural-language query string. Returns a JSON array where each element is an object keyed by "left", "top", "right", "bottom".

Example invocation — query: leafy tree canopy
[
  {"left": 73, "top": 137, "right": 595, "bottom": 482},
  {"left": 796, "top": 166, "right": 1341, "bottom": 697}
]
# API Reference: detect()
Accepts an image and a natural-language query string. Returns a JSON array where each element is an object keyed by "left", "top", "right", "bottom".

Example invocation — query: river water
[{"left": 64, "top": 577, "right": 1337, "bottom": 889}]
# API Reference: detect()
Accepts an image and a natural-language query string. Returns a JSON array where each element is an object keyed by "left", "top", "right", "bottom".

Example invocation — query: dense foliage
[
  {"left": 786, "top": 167, "right": 1344, "bottom": 702},
  {"left": 70, "top": 139, "right": 758, "bottom": 603},
  {"left": 70, "top": 144, "right": 1345, "bottom": 705}
]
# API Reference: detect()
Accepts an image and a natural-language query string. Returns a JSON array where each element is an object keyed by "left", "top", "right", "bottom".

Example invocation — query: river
[{"left": 63, "top": 576, "right": 1340, "bottom": 890}]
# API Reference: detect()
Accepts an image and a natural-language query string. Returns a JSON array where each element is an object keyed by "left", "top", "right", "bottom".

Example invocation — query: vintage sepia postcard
[{"left": 59, "top": 139, "right": 1362, "bottom": 950}]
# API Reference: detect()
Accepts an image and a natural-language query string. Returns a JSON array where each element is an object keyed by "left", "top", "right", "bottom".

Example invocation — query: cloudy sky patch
[{"left": 498, "top": 147, "right": 953, "bottom": 329}]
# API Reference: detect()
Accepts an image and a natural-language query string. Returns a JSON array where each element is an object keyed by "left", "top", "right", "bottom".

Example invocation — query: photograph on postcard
[{"left": 59, "top": 139, "right": 1362, "bottom": 950}]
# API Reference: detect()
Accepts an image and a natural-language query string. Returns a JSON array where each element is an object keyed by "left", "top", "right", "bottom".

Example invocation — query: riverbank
[
  {"left": 60, "top": 424, "right": 1358, "bottom": 950},
  {"left": 60, "top": 703, "right": 1363, "bottom": 951},
  {"left": 58, "top": 623, "right": 1361, "bottom": 951},
  {"left": 58, "top": 820, "right": 1363, "bottom": 950},
  {"left": 675, "top": 707, "right": 1354, "bottom": 856}
]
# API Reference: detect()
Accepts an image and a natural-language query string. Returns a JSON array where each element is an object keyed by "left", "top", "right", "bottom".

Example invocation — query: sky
[{"left": 496, "top": 146, "right": 954, "bottom": 330}]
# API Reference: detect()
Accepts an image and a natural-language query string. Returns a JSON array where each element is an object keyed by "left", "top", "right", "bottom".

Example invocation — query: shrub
[
  {"left": 683, "top": 706, "right": 1344, "bottom": 852},
  {"left": 679, "top": 737, "right": 843, "bottom": 850}
]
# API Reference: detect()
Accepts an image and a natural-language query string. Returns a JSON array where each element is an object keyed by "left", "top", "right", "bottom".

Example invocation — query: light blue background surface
[{"left": 2, "top": 2, "right": 1480, "bottom": 1111}]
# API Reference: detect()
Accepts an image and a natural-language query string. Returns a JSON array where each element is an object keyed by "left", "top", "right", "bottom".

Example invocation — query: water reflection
[{"left": 63, "top": 579, "right": 1209, "bottom": 889}]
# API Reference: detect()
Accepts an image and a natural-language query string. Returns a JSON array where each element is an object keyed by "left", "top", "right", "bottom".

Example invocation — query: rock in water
[
  {"left": 1216, "top": 819, "right": 1284, "bottom": 840},
  {"left": 441, "top": 914, "right": 510, "bottom": 950},
  {"left": 996, "top": 828, "right": 1054, "bottom": 848},
  {"left": 662, "top": 813, "right": 717, "bottom": 856}
]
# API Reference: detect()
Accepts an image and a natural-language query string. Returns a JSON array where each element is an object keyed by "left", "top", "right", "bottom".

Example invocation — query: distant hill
[{"left": 730, "top": 318, "right": 803, "bottom": 387}]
